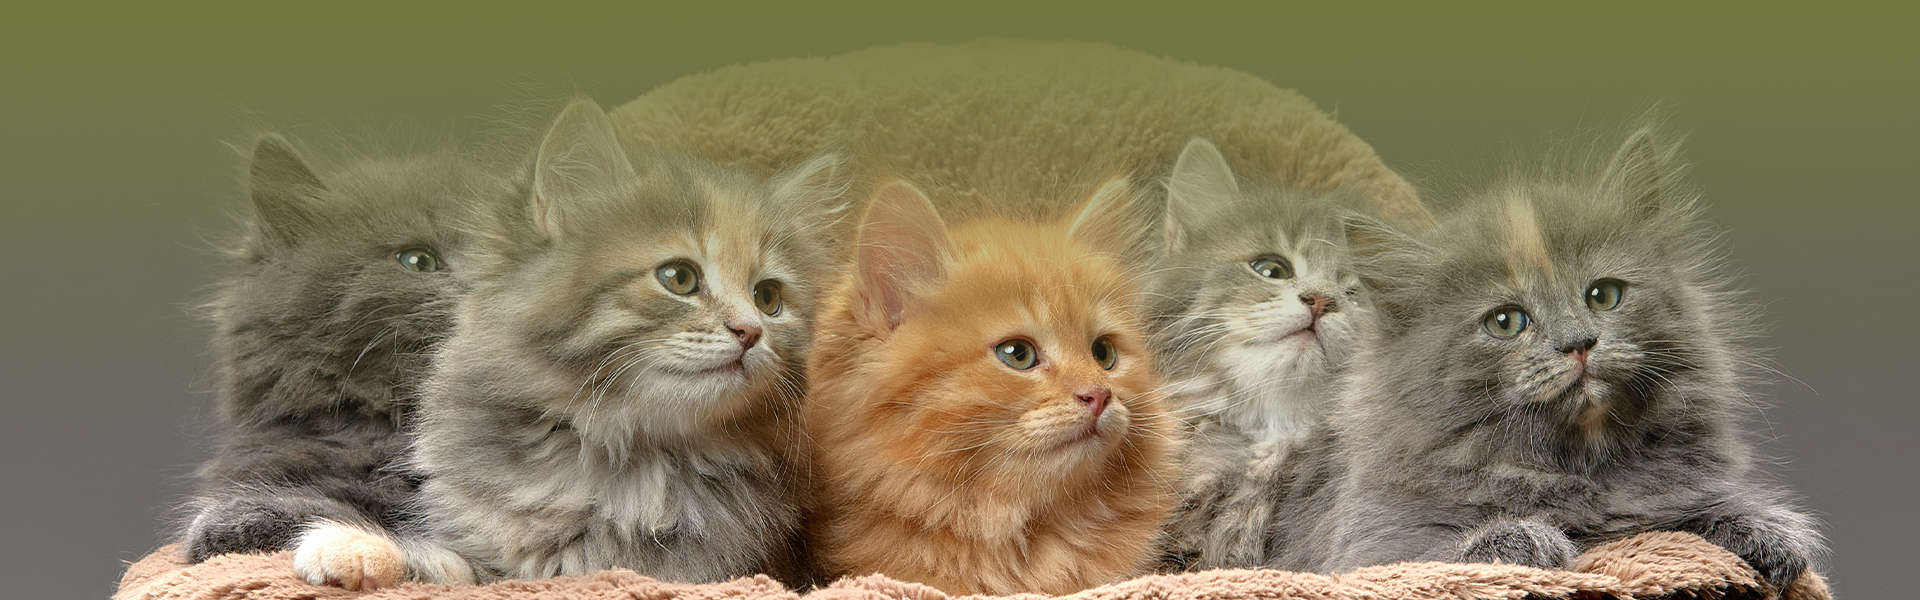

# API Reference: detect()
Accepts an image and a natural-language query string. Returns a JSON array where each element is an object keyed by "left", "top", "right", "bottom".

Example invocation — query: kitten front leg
[
  {"left": 1684, "top": 501, "right": 1822, "bottom": 591},
  {"left": 183, "top": 492, "right": 364, "bottom": 562},
  {"left": 293, "top": 519, "right": 479, "bottom": 589},
  {"left": 1451, "top": 518, "right": 1577, "bottom": 570}
]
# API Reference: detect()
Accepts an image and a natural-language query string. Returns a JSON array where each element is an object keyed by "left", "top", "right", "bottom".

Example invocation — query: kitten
[
  {"left": 1280, "top": 127, "right": 1824, "bottom": 592},
  {"left": 181, "top": 135, "right": 508, "bottom": 565},
  {"left": 805, "top": 178, "right": 1177, "bottom": 596},
  {"left": 1148, "top": 138, "right": 1368, "bottom": 570},
  {"left": 391, "top": 98, "right": 841, "bottom": 585}
]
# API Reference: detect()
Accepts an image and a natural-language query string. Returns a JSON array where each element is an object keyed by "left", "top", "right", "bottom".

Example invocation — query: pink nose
[
  {"left": 1300, "top": 293, "right": 1333, "bottom": 320},
  {"left": 727, "top": 321, "right": 762, "bottom": 349},
  {"left": 1075, "top": 387, "right": 1111, "bottom": 419}
]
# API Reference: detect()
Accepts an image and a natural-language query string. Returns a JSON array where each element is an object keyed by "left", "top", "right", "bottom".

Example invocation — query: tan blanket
[{"left": 116, "top": 532, "right": 1827, "bottom": 600}]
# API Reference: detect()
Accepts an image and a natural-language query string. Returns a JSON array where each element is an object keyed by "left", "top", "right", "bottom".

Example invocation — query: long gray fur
[{"left": 1268, "top": 125, "right": 1824, "bottom": 593}]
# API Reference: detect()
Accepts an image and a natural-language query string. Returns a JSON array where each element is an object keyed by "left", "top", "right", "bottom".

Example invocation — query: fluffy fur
[
  {"left": 1274, "top": 126, "right": 1825, "bottom": 594},
  {"left": 400, "top": 98, "right": 843, "bottom": 584},
  {"left": 181, "top": 134, "right": 511, "bottom": 566},
  {"left": 805, "top": 179, "right": 1177, "bottom": 596},
  {"left": 1149, "top": 139, "right": 1370, "bottom": 570},
  {"left": 610, "top": 39, "right": 1430, "bottom": 241}
]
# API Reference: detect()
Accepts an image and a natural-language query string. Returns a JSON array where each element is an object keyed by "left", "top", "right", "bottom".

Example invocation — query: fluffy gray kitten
[
  {"left": 1148, "top": 139, "right": 1369, "bottom": 570},
  {"left": 1274, "top": 127, "right": 1823, "bottom": 592},
  {"left": 182, "top": 134, "right": 509, "bottom": 565},
  {"left": 298, "top": 98, "right": 844, "bottom": 587}
]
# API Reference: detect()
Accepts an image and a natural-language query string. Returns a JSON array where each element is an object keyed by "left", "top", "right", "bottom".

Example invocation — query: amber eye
[
  {"left": 995, "top": 339, "right": 1039, "bottom": 370},
  {"left": 1250, "top": 256, "right": 1294, "bottom": 279},
  {"left": 1484, "top": 306, "right": 1530, "bottom": 339},
  {"left": 753, "top": 280, "right": 784, "bottom": 316},
  {"left": 655, "top": 260, "right": 701, "bottom": 295},
  {"left": 1586, "top": 278, "right": 1626, "bottom": 311},
  {"left": 1091, "top": 337, "right": 1118, "bottom": 370},
  {"left": 395, "top": 248, "right": 442, "bottom": 273}
]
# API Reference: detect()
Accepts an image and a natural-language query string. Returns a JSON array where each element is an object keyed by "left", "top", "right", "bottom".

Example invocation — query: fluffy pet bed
[
  {"left": 115, "top": 532, "right": 1827, "bottom": 600},
  {"left": 610, "top": 39, "right": 1433, "bottom": 230}
]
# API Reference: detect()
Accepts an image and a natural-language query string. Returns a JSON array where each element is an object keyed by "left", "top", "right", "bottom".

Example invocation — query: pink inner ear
[{"left": 854, "top": 182, "right": 948, "bottom": 331}]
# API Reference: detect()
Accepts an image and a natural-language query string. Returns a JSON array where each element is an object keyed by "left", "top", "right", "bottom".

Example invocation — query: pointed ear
[
  {"left": 248, "top": 134, "right": 327, "bottom": 247},
  {"left": 1603, "top": 127, "right": 1686, "bottom": 220},
  {"left": 1068, "top": 177, "right": 1153, "bottom": 258},
  {"left": 852, "top": 180, "right": 949, "bottom": 332},
  {"left": 770, "top": 152, "right": 852, "bottom": 230},
  {"left": 531, "top": 98, "right": 633, "bottom": 240},
  {"left": 1163, "top": 137, "right": 1239, "bottom": 252}
]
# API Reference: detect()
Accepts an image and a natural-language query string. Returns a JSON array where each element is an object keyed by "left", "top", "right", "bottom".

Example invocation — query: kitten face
[
  {"left": 1152, "top": 139, "right": 1367, "bottom": 433},
  {"left": 1354, "top": 130, "right": 1721, "bottom": 446},
  {"left": 464, "top": 100, "right": 840, "bottom": 443},
  {"left": 218, "top": 136, "right": 497, "bottom": 416}
]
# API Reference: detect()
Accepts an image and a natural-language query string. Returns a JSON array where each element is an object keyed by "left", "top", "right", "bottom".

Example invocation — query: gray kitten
[
  {"left": 1274, "top": 127, "right": 1823, "bottom": 593},
  {"left": 306, "top": 98, "right": 842, "bottom": 587},
  {"left": 1148, "top": 139, "right": 1369, "bottom": 570},
  {"left": 181, "top": 135, "right": 509, "bottom": 564}
]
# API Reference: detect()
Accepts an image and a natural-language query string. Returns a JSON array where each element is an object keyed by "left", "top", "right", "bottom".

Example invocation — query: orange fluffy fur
[{"left": 805, "top": 181, "right": 1177, "bottom": 595}]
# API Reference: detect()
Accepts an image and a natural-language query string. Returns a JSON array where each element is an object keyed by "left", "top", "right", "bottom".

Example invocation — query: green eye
[
  {"left": 655, "top": 260, "right": 701, "bottom": 295},
  {"left": 1091, "top": 337, "right": 1117, "bottom": 370},
  {"left": 1586, "top": 279, "right": 1626, "bottom": 311},
  {"left": 1484, "top": 306, "right": 1530, "bottom": 339},
  {"left": 1250, "top": 256, "right": 1294, "bottom": 279},
  {"left": 395, "top": 248, "right": 442, "bottom": 273},
  {"left": 995, "top": 339, "right": 1039, "bottom": 370},
  {"left": 753, "top": 280, "right": 784, "bottom": 316}
]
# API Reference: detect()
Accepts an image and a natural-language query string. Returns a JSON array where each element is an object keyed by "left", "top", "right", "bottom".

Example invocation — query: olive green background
[{"left": 2, "top": 4, "right": 1912, "bottom": 598}]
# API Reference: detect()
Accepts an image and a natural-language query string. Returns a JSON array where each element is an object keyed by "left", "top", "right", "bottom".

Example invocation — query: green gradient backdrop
[{"left": 3, "top": 4, "right": 1912, "bottom": 598}]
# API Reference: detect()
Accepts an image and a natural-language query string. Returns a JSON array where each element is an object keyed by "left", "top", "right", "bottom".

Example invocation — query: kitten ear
[
  {"left": 852, "top": 180, "right": 949, "bottom": 332},
  {"left": 248, "top": 134, "right": 328, "bottom": 248},
  {"left": 531, "top": 98, "right": 634, "bottom": 240},
  {"left": 1163, "top": 137, "right": 1239, "bottom": 252},
  {"left": 1068, "top": 177, "right": 1153, "bottom": 258},
  {"left": 1602, "top": 127, "right": 1687, "bottom": 220},
  {"left": 770, "top": 152, "right": 852, "bottom": 229}
]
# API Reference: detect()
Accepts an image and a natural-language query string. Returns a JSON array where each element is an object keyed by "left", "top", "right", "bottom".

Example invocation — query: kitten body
[
  {"left": 404, "top": 99, "right": 841, "bottom": 584},
  {"left": 1278, "top": 128, "right": 1823, "bottom": 592},
  {"left": 182, "top": 135, "right": 508, "bottom": 565},
  {"left": 806, "top": 180, "right": 1177, "bottom": 595},
  {"left": 1149, "top": 139, "right": 1369, "bottom": 570}
]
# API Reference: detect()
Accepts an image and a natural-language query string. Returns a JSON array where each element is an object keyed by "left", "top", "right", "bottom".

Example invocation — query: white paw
[{"left": 292, "top": 520, "right": 406, "bottom": 591}]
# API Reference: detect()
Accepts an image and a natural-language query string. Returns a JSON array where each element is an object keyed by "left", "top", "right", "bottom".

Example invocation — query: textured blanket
[{"left": 116, "top": 532, "right": 1827, "bottom": 600}]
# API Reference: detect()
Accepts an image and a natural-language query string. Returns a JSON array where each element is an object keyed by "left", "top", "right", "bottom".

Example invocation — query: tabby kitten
[
  {"left": 180, "top": 134, "right": 504, "bottom": 567},
  {"left": 806, "top": 178, "right": 1177, "bottom": 596},
  {"left": 384, "top": 98, "right": 840, "bottom": 586},
  {"left": 1149, "top": 138, "right": 1368, "bottom": 571},
  {"left": 1283, "top": 127, "right": 1823, "bottom": 592}
]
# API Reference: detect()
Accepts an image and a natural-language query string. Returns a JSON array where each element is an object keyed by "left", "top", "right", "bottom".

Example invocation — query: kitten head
[
  {"left": 457, "top": 98, "right": 845, "bottom": 443},
  {"left": 820, "top": 177, "right": 1172, "bottom": 495},
  {"left": 1150, "top": 138, "right": 1371, "bottom": 431},
  {"left": 213, "top": 134, "right": 504, "bottom": 420},
  {"left": 1347, "top": 127, "right": 1744, "bottom": 457}
]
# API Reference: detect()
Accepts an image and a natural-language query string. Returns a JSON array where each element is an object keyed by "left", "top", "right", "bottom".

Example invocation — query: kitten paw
[
  {"left": 183, "top": 498, "right": 304, "bottom": 561},
  {"left": 1693, "top": 511, "right": 1820, "bottom": 591},
  {"left": 292, "top": 520, "right": 406, "bottom": 591},
  {"left": 1457, "top": 520, "right": 1576, "bottom": 570}
]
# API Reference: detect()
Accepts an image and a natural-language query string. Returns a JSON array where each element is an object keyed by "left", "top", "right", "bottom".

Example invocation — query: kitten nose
[
  {"left": 727, "top": 320, "right": 763, "bottom": 349},
  {"left": 1300, "top": 293, "right": 1335, "bottom": 319},
  {"left": 1559, "top": 337, "right": 1597, "bottom": 363},
  {"left": 1075, "top": 387, "right": 1111, "bottom": 419}
]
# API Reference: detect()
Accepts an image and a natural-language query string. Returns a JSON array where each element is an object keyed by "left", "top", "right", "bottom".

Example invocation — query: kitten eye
[
  {"left": 995, "top": 339, "right": 1039, "bottom": 371},
  {"left": 395, "top": 247, "right": 442, "bottom": 273},
  {"left": 753, "top": 280, "right": 784, "bottom": 316},
  {"left": 1586, "top": 278, "right": 1627, "bottom": 311},
  {"left": 1250, "top": 256, "right": 1294, "bottom": 279},
  {"left": 1484, "top": 306, "right": 1530, "bottom": 339},
  {"left": 655, "top": 260, "right": 701, "bottom": 295},
  {"left": 1091, "top": 337, "right": 1118, "bottom": 370}
]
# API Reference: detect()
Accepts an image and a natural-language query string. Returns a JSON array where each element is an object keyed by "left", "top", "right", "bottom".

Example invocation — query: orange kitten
[{"left": 805, "top": 179, "right": 1176, "bottom": 595}]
